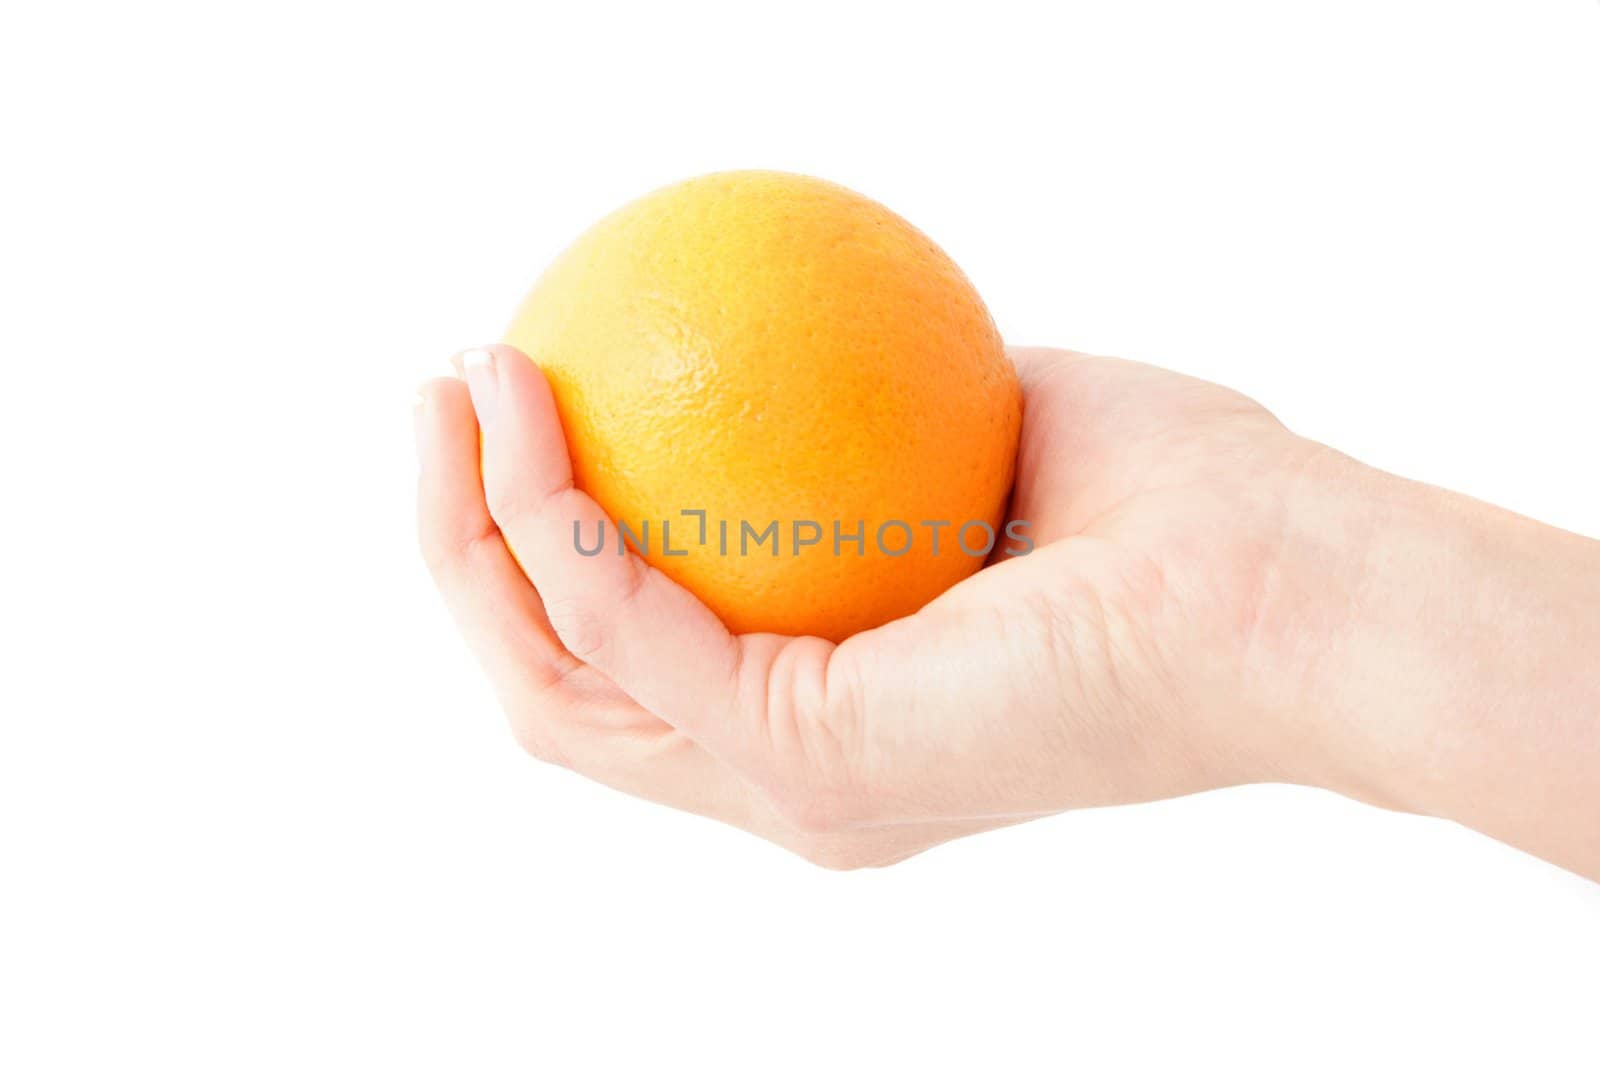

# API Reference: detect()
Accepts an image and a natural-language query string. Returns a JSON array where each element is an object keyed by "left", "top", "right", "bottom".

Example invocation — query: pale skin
[{"left": 414, "top": 345, "right": 1600, "bottom": 878}]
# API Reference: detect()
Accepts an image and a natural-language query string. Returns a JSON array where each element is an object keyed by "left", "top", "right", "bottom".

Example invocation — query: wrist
[{"left": 1258, "top": 445, "right": 1600, "bottom": 869}]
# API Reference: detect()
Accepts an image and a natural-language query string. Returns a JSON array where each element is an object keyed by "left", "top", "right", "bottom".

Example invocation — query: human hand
[
  {"left": 416, "top": 345, "right": 1600, "bottom": 874},
  {"left": 415, "top": 343, "right": 1333, "bottom": 866}
]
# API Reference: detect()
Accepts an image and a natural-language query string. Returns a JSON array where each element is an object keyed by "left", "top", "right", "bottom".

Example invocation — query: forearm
[{"left": 1274, "top": 448, "right": 1600, "bottom": 877}]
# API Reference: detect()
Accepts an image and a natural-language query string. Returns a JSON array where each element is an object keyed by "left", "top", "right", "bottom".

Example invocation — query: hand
[
  {"left": 416, "top": 344, "right": 1324, "bottom": 866},
  {"left": 415, "top": 345, "right": 1600, "bottom": 875}
]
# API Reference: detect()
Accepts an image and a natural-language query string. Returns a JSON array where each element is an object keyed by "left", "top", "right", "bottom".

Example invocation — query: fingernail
[
  {"left": 457, "top": 347, "right": 499, "bottom": 428},
  {"left": 412, "top": 386, "right": 430, "bottom": 468}
]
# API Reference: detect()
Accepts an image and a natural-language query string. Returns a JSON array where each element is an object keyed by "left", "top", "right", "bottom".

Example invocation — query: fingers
[
  {"left": 417, "top": 375, "right": 768, "bottom": 805},
  {"left": 414, "top": 376, "right": 588, "bottom": 702},
  {"left": 1006, "top": 345, "right": 1087, "bottom": 390},
  {"left": 459, "top": 345, "right": 780, "bottom": 767},
  {"left": 417, "top": 364, "right": 815, "bottom": 800},
  {"left": 421, "top": 347, "right": 1033, "bottom": 859}
]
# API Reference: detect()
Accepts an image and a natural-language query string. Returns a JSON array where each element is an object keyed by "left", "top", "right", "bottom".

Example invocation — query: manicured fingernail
[{"left": 457, "top": 347, "right": 499, "bottom": 428}]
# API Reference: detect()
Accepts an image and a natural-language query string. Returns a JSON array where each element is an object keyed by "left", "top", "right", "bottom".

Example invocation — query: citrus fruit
[{"left": 504, "top": 170, "right": 1021, "bottom": 642}]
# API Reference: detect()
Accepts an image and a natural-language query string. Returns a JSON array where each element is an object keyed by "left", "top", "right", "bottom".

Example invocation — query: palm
[
  {"left": 419, "top": 345, "right": 1305, "bottom": 866},
  {"left": 819, "top": 350, "right": 1303, "bottom": 825}
]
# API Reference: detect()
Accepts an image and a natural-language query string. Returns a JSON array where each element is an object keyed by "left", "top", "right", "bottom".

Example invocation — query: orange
[{"left": 504, "top": 171, "right": 1021, "bottom": 642}]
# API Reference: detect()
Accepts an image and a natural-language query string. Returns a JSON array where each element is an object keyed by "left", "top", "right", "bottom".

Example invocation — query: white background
[{"left": 3, "top": 1, "right": 1598, "bottom": 1063}]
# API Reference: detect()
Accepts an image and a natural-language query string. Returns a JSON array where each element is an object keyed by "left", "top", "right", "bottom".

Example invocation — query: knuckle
[
  {"left": 481, "top": 481, "right": 526, "bottom": 528},
  {"left": 543, "top": 598, "right": 608, "bottom": 663},
  {"left": 771, "top": 787, "right": 853, "bottom": 838},
  {"left": 794, "top": 835, "right": 869, "bottom": 872},
  {"left": 418, "top": 525, "right": 500, "bottom": 583},
  {"left": 415, "top": 508, "right": 454, "bottom": 575},
  {"left": 508, "top": 718, "right": 568, "bottom": 769},
  {"left": 417, "top": 533, "right": 453, "bottom": 577},
  {"left": 484, "top": 478, "right": 569, "bottom": 533}
]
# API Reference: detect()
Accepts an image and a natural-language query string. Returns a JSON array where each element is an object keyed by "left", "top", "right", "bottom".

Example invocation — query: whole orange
[{"left": 504, "top": 171, "right": 1021, "bottom": 641}]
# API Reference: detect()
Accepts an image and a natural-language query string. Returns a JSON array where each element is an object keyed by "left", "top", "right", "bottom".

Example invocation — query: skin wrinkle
[
  {"left": 1026, "top": 583, "right": 1103, "bottom": 804},
  {"left": 1190, "top": 438, "right": 1325, "bottom": 786},
  {"left": 1106, "top": 551, "right": 1212, "bottom": 791},
  {"left": 1070, "top": 562, "right": 1164, "bottom": 803},
  {"left": 420, "top": 345, "right": 1600, "bottom": 877},
  {"left": 763, "top": 637, "right": 858, "bottom": 830},
  {"left": 1268, "top": 452, "right": 1412, "bottom": 804}
]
